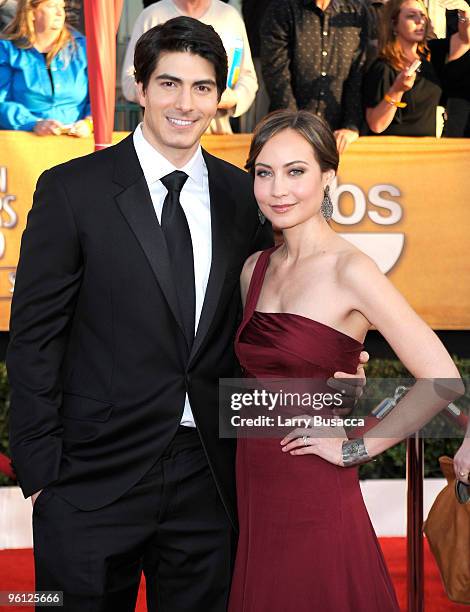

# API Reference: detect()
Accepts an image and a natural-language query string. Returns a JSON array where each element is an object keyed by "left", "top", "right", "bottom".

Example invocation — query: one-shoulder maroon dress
[{"left": 228, "top": 247, "right": 399, "bottom": 612}]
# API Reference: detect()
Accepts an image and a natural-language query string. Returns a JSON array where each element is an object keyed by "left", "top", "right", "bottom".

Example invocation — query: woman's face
[
  {"left": 32, "top": 0, "right": 66, "bottom": 35},
  {"left": 395, "top": 0, "right": 427, "bottom": 44},
  {"left": 253, "top": 128, "right": 333, "bottom": 231}
]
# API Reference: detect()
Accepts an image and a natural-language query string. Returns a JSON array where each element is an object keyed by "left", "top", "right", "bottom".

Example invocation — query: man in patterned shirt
[{"left": 261, "top": 0, "right": 371, "bottom": 153}]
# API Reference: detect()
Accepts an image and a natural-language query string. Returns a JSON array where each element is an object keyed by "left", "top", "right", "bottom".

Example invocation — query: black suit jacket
[{"left": 7, "top": 134, "right": 272, "bottom": 527}]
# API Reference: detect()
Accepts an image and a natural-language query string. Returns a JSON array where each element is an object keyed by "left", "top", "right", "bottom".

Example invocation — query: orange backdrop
[{"left": 1, "top": 131, "right": 469, "bottom": 331}]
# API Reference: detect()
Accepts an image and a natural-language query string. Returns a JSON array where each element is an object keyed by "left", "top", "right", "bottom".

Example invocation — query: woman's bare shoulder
[
  {"left": 241, "top": 250, "right": 265, "bottom": 287},
  {"left": 240, "top": 250, "right": 265, "bottom": 305},
  {"left": 333, "top": 238, "right": 384, "bottom": 294}
]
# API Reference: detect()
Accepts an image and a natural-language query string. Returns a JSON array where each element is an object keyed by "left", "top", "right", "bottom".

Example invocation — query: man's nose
[{"left": 175, "top": 87, "right": 193, "bottom": 112}]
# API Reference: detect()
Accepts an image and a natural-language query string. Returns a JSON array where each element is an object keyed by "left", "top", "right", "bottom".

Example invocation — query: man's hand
[
  {"left": 333, "top": 129, "right": 359, "bottom": 154},
  {"left": 217, "top": 87, "right": 238, "bottom": 110},
  {"left": 329, "top": 350, "right": 369, "bottom": 415},
  {"left": 31, "top": 490, "right": 43, "bottom": 507}
]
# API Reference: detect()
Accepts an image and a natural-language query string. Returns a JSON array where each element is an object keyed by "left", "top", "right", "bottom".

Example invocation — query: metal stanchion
[{"left": 406, "top": 434, "right": 424, "bottom": 612}]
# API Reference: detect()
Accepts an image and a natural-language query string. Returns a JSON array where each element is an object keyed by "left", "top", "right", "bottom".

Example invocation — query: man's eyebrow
[
  {"left": 193, "top": 79, "right": 217, "bottom": 87},
  {"left": 254, "top": 160, "right": 309, "bottom": 168},
  {"left": 155, "top": 74, "right": 217, "bottom": 87}
]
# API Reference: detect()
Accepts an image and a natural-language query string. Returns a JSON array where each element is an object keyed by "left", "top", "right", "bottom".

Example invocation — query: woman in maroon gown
[{"left": 228, "top": 110, "right": 461, "bottom": 611}]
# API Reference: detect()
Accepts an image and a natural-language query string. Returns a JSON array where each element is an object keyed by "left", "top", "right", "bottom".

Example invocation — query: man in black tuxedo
[
  {"left": 7, "top": 16, "right": 366, "bottom": 612},
  {"left": 8, "top": 17, "right": 269, "bottom": 611}
]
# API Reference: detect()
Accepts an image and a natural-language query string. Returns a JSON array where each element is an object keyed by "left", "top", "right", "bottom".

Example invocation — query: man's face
[{"left": 136, "top": 51, "right": 219, "bottom": 166}]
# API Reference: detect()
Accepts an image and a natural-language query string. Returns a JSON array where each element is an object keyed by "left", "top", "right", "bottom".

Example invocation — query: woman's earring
[{"left": 321, "top": 185, "right": 333, "bottom": 221}]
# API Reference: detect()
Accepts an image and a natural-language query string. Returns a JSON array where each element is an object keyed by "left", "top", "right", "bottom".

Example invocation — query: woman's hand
[
  {"left": 33, "top": 119, "right": 62, "bottom": 136},
  {"left": 390, "top": 67, "right": 417, "bottom": 95},
  {"left": 454, "top": 437, "right": 470, "bottom": 484},
  {"left": 333, "top": 129, "right": 359, "bottom": 154},
  {"left": 280, "top": 423, "right": 348, "bottom": 466},
  {"left": 68, "top": 119, "right": 92, "bottom": 138}
]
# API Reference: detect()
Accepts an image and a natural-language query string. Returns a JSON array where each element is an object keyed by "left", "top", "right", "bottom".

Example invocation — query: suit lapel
[
  {"left": 112, "top": 134, "right": 186, "bottom": 341},
  {"left": 189, "top": 150, "right": 236, "bottom": 364}
]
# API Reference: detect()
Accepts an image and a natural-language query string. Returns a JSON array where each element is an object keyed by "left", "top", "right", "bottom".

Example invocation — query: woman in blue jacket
[{"left": 0, "top": 0, "right": 91, "bottom": 136}]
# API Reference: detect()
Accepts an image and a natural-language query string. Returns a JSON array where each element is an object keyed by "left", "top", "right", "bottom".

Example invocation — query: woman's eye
[
  {"left": 256, "top": 170, "right": 271, "bottom": 178},
  {"left": 289, "top": 168, "right": 305, "bottom": 176}
]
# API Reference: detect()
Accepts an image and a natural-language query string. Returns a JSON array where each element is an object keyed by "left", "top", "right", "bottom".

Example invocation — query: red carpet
[{"left": 0, "top": 538, "right": 467, "bottom": 611}]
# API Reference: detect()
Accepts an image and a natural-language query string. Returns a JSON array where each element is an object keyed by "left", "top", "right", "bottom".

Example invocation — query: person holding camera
[{"left": 363, "top": 0, "right": 470, "bottom": 136}]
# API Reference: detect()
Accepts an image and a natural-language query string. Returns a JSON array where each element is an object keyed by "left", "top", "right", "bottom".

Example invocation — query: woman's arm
[
  {"left": 0, "top": 42, "right": 62, "bottom": 133},
  {"left": 0, "top": 50, "right": 41, "bottom": 131},
  {"left": 453, "top": 421, "right": 470, "bottom": 483},
  {"left": 282, "top": 252, "right": 463, "bottom": 463},
  {"left": 343, "top": 253, "right": 463, "bottom": 457},
  {"left": 366, "top": 68, "right": 417, "bottom": 133},
  {"left": 448, "top": 9, "right": 470, "bottom": 61}
]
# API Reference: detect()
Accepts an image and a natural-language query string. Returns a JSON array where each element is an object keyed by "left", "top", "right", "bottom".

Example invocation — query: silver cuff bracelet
[{"left": 342, "top": 438, "right": 370, "bottom": 467}]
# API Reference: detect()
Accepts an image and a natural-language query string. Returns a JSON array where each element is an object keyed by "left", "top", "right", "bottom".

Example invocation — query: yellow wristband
[{"left": 384, "top": 94, "right": 407, "bottom": 109}]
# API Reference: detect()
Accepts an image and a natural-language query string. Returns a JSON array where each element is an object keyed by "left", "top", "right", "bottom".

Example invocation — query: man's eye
[
  {"left": 197, "top": 85, "right": 211, "bottom": 93},
  {"left": 161, "top": 81, "right": 175, "bottom": 87}
]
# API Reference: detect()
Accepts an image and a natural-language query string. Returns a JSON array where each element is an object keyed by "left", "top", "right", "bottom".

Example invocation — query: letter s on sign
[
  {"left": 331, "top": 180, "right": 367, "bottom": 225},
  {"left": 368, "top": 185, "right": 402, "bottom": 225}
]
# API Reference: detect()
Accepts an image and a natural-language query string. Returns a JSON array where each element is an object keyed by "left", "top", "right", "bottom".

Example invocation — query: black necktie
[{"left": 160, "top": 171, "right": 195, "bottom": 346}]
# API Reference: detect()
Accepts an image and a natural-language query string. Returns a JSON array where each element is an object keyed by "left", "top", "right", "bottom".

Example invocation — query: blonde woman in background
[{"left": 0, "top": 0, "right": 91, "bottom": 135}]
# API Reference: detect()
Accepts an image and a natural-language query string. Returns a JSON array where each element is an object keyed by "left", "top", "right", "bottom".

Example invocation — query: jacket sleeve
[
  {"left": 7, "top": 169, "right": 83, "bottom": 498},
  {"left": 0, "top": 43, "right": 40, "bottom": 131},
  {"left": 260, "top": 1, "right": 297, "bottom": 112}
]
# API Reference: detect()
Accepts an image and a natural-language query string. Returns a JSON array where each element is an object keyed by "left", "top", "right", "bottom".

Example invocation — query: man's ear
[{"left": 136, "top": 82, "right": 146, "bottom": 108}]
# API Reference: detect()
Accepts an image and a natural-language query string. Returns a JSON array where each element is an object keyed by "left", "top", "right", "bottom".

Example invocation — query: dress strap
[{"left": 244, "top": 246, "right": 279, "bottom": 320}]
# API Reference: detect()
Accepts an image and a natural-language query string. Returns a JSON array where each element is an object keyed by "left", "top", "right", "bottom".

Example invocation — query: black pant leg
[
  {"left": 33, "top": 466, "right": 163, "bottom": 612},
  {"left": 33, "top": 428, "right": 234, "bottom": 612},
  {"left": 145, "top": 429, "right": 234, "bottom": 612}
]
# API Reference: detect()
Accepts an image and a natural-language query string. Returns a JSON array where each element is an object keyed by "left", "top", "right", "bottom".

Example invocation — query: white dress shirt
[{"left": 133, "top": 124, "right": 212, "bottom": 427}]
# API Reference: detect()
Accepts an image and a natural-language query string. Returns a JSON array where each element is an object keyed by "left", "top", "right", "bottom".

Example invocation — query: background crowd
[{"left": 0, "top": 0, "right": 469, "bottom": 141}]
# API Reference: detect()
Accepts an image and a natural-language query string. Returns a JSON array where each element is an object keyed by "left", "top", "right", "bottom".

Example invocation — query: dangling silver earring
[{"left": 321, "top": 185, "right": 333, "bottom": 221}]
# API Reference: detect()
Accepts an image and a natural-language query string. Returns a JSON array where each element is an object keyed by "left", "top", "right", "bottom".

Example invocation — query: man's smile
[{"left": 166, "top": 117, "right": 198, "bottom": 128}]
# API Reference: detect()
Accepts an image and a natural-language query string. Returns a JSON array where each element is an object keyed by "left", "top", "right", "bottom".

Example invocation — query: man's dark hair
[{"left": 134, "top": 16, "right": 228, "bottom": 100}]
